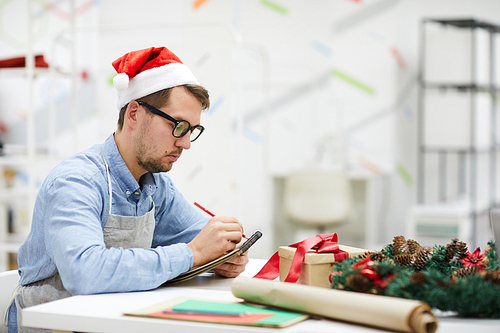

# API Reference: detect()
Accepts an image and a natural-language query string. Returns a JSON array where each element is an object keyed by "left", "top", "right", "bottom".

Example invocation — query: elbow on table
[
  {"left": 58, "top": 247, "right": 121, "bottom": 295},
  {"left": 61, "top": 264, "right": 148, "bottom": 295},
  {"left": 62, "top": 275, "right": 106, "bottom": 295},
  {"left": 60, "top": 265, "right": 114, "bottom": 295}
]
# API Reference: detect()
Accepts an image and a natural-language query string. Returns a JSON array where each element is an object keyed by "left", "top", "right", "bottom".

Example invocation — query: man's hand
[
  {"left": 213, "top": 251, "right": 249, "bottom": 278},
  {"left": 187, "top": 216, "right": 244, "bottom": 267}
]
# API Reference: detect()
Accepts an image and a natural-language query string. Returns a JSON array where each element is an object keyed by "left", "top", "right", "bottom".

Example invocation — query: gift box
[{"left": 278, "top": 244, "right": 368, "bottom": 288}]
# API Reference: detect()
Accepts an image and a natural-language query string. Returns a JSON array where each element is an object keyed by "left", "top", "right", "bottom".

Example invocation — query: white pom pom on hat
[
  {"left": 112, "top": 73, "right": 130, "bottom": 91},
  {"left": 112, "top": 46, "right": 199, "bottom": 109}
]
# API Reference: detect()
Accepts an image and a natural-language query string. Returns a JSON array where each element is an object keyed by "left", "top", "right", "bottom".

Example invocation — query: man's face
[{"left": 134, "top": 87, "right": 202, "bottom": 173}]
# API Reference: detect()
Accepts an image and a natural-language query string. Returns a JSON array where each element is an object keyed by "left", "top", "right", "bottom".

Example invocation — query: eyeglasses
[{"left": 137, "top": 101, "right": 205, "bottom": 142}]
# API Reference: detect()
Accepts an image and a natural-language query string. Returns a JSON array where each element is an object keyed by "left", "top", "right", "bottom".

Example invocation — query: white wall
[{"left": 1, "top": 0, "right": 499, "bottom": 258}]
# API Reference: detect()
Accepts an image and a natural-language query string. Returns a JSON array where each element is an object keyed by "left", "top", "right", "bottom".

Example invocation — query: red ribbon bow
[
  {"left": 352, "top": 255, "right": 395, "bottom": 287},
  {"left": 254, "top": 233, "right": 349, "bottom": 283}
]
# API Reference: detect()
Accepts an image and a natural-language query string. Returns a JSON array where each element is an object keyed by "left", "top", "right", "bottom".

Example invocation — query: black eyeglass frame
[{"left": 137, "top": 101, "right": 205, "bottom": 142}]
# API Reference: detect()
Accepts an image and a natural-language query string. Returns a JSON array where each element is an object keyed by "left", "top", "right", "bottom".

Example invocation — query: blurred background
[{"left": 0, "top": 0, "right": 499, "bottom": 271}]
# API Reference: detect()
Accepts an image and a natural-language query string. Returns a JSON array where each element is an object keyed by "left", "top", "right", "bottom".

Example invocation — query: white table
[{"left": 22, "top": 259, "right": 500, "bottom": 333}]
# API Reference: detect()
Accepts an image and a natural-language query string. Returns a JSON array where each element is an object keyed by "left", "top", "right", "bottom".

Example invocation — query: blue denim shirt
[{"left": 17, "top": 134, "right": 208, "bottom": 295}]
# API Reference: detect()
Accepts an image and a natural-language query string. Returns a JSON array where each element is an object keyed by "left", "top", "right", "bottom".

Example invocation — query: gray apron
[{"left": 13, "top": 155, "right": 155, "bottom": 333}]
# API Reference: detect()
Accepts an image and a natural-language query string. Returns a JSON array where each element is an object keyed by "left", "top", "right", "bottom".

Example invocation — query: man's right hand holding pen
[{"left": 187, "top": 203, "right": 249, "bottom": 278}]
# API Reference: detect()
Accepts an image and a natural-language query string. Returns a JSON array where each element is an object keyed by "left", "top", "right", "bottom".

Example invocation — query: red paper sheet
[{"left": 147, "top": 310, "right": 274, "bottom": 324}]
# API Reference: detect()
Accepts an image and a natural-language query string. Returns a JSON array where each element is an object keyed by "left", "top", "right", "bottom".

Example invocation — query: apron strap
[
  {"left": 102, "top": 154, "right": 154, "bottom": 213},
  {"left": 3, "top": 281, "right": 21, "bottom": 328},
  {"left": 102, "top": 154, "right": 113, "bottom": 215}
]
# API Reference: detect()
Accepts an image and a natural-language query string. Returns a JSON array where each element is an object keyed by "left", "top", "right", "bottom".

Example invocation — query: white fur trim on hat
[{"left": 116, "top": 62, "right": 199, "bottom": 109}]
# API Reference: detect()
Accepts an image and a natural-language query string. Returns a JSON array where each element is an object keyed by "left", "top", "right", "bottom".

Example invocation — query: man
[{"left": 7, "top": 46, "right": 248, "bottom": 333}]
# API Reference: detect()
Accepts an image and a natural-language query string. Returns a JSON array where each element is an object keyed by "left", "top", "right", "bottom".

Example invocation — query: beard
[
  {"left": 136, "top": 152, "right": 172, "bottom": 173},
  {"left": 134, "top": 124, "right": 181, "bottom": 173}
]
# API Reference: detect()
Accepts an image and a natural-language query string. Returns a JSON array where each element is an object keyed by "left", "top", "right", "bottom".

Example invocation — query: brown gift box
[{"left": 278, "top": 245, "right": 368, "bottom": 288}]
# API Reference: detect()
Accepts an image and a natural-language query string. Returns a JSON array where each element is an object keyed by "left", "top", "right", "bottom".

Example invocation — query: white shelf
[
  {"left": 0, "top": 240, "right": 23, "bottom": 254},
  {"left": 410, "top": 198, "right": 493, "bottom": 217},
  {"left": 0, "top": 188, "right": 38, "bottom": 201},
  {"left": 423, "top": 21, "right": 491, "bottom": 86},
  {"left": 0, "top": 67, "right": 69, "bottom": 78},
  {"left": 0, "top": 156, "right": 30, "bottom": 167},
  {"left": 0, "top": 153, "right": 70, "bottom": 167},
  {"left": 423, "top": 89, "right": 492, "bottom": 149},
  {"left": 0, "top": 231, "right": 27, "bottom": 253},
  {"left": 407, "top": 198, "right": 498, "bottom": 245}
]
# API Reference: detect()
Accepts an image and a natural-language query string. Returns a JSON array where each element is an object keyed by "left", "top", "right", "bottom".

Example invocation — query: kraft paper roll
[{"left": 231, "top": 277, "right": 438, "bottom": 333}]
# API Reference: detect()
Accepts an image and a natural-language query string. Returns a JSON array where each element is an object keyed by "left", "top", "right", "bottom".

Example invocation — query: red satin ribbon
[{"left": 253, "top": 233, "right": 349, "bottom": 283}]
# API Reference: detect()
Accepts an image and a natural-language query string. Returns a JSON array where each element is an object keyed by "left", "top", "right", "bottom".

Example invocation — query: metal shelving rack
[{"left": 417, "top": 18, "right": 500, "bottom": 247}]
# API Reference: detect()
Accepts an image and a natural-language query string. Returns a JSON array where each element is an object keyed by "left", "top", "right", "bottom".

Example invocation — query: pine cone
[
  {"left": 370, "top": 253, "right": 391, "bottom": 263},
  {"left": 412, "top": 248, "right": 432, "bottom": 270},
  {"left": 407, "top": 239, "right": 422, "bottom": 254},
  {"left": 410, "top": 272, "right": 427, "bottom": 285},
  {"left": 483, "top": 255, "right": 490, "bottom": 267},
  {"left": 445, "top": 238, "right": 459, "bottom": 261},
  {"left": 356, "top": 251, "right": 377, "bottom": 260},
  {"left": 455, "top": 240, "right": 468, "bottom": 260},
  {"left": 445, "top": 238, "right": 468, "bottom": 261},
  {"left": 394, "top": 253, "right": 412, "bottom": 266},
  {"left": 453, "top": 266, "right": 480, "bottom": 278},
  {"left": 346, "top": 274, "right": 372, "bottom": 292},
  {"left": 393, "top": 236, "right": 408, "bottom": 254},
  {"left": 481, "top": 270, "right": 500, "bottom": 286}
]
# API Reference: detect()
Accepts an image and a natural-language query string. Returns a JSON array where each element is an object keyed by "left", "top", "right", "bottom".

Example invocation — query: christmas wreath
[{"left": 329, "top": 236, "right": 500, "bottom": 318}]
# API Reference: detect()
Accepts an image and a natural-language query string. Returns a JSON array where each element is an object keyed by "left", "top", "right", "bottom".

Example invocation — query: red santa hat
[{"left": 112, "top": 46, "right": 199, "bottom": 109}]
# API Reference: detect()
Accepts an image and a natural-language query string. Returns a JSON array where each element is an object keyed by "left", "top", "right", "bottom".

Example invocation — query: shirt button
[
  {"left": 126, "top": 190, "right": 130, "bottom": 195},
  {"left": 134, "top": 191, "right": 140, "bottom": 195},
  {"left": 149, "top": 185, "right": 152, "bottom": 189}
]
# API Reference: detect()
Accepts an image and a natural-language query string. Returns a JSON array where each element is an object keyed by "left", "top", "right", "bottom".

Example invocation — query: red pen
[{"left": 194, "top": 202, "right": 247, "bottom": 239}]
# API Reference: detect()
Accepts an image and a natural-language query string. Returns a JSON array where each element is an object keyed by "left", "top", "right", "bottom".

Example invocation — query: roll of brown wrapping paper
[{"left": 231, "top": 277, "right": 438, "bottom": 333}]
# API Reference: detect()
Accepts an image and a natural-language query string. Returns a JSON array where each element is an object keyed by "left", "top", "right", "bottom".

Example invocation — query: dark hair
[{"left": 117, "top": 84, "right": 210, "bottom": 130}]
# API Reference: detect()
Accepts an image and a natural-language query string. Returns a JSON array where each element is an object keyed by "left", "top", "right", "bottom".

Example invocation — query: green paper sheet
[{"left": 125, "top": 296, "right": 308, "bottom": 328}]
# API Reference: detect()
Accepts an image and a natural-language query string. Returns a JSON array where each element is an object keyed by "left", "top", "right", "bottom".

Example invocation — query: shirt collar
[{"left": 140, "top": 172, "right": 158, "bottom": 197}]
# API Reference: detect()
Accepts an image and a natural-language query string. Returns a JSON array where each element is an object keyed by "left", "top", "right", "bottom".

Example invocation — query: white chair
[
  {"left": 0, "top": 270, "right": 19, "bottom": 333},
  {"left": 283, "top": 169, "right": 352, "bottom": 234}
]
